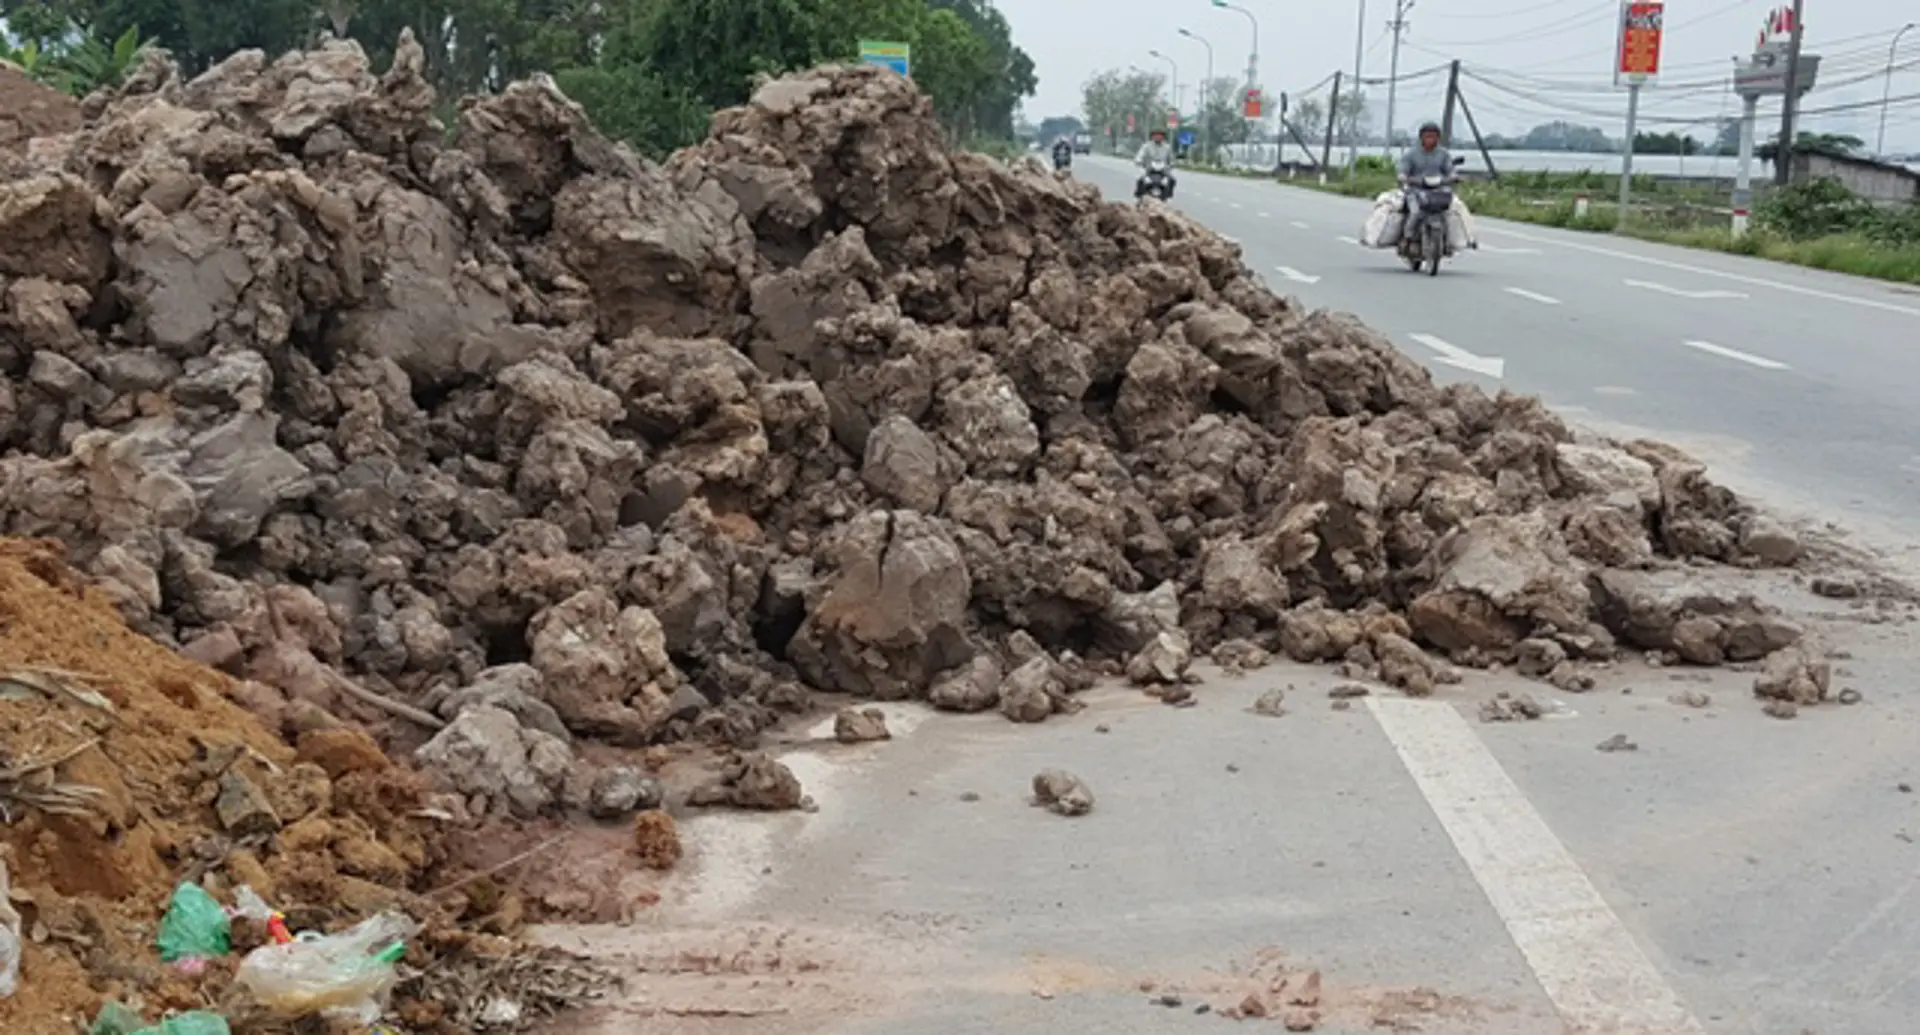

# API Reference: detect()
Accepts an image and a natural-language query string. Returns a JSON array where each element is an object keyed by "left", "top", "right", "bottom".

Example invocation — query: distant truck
[{"left": 1073, "top": 132, "right": 1092, "bottom": 155}]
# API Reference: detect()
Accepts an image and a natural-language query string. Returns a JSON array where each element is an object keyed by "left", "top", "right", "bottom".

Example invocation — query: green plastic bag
[
  {"left": 156, "top": 883, "right": 231, "bottom": 962},
  {"left": 141, "top": 1013, "right": 231, "bottom": 1035},
  {"left": 89, "top": 1002, "right": 146, "bottom": 1035},
  {"left": 90, "top": 1005, "right": 230, "bottom": 1035}
]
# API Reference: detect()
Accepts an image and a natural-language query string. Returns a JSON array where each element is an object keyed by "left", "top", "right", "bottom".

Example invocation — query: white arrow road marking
[
  {"left": 1370, "top": 699, "right": 1708, "bottom": 1035},
  {"left": 1504, "top": 287, "right": 1561, "bottom": 305},
  {"left": 1337, "top": 234, "right": 1361, "bottom": 245},
  {"left": 1683, "top": 340, "right": 1790, "bottom": 370},
  {"left": 1275, "top": 266, "right": 1321, "bottom": 284},
  {"left": 1625, "top": 279, "right": 1749, "bottom": 300},
  {"left": 1410, "top": 333, "right": 1505, "bottom": 379}
]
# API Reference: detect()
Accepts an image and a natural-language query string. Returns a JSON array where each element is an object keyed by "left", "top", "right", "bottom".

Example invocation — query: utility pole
[
  {"left": 1441, "top": 59, "right": 1460, "bottom": 143},
  {"left": 1880, "top": 23, "right": 1916, "bottom": 156},
  {"left": 1618, "top": 81, "right": 1641, "bottom": 229},
  {"left": 1774, "top": 0, "right": 1805, "bottom": 186},
  {"left": 1732, "top": 90, "right": 1760, "bottom": 237},
  {"left": 1322, "top": 71, "right": 1343, "bottom": 181},
  {"left": 1347, "top": 0, "right": 1367, "bottom": 174},
  {"left": 1384, "top": 0, "right": 1415, "bottom": 157}
]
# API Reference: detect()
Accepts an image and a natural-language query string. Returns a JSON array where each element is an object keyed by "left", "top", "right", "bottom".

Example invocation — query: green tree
[{"left": 1081, "top": 67, "right": 1167, "bottom": 151}]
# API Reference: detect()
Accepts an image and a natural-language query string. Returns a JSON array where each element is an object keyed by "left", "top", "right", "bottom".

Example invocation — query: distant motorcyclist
[
  {"left": 1135, "top": 129, "right": 1176, "bottom": 198},
  {"left": 1052, "top": 136, "right": 1073, "bottom": 168}
]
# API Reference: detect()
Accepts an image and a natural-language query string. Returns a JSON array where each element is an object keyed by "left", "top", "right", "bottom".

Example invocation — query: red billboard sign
[
  {"left": 1243, "top": 89, "right": 1264, "bottom": 119},
  {"left": 1615, "top": 1, "right": 1664, "bottom": 85}
]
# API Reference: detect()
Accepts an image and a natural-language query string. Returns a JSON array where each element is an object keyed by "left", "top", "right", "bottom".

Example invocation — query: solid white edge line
[
  {"left": 1367, "top": 698, "right": 1708, "bottom": 1035},
  {"left": 1683, "top": 339, "right": 1791, "bottom": 370},
  {"left": 1504, "top": 287, "right": 1562, "bottom": 305}
]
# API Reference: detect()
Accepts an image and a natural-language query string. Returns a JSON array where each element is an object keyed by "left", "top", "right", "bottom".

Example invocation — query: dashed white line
[
  {"left": 1291, "top": 220, "right": 1311, "bottom": 229},
  {"left": 1369, "top": 698, "right": 1708, "bottom": 1035},
  {"left": 1504, "top": 287, "right": 1562, "bottom": 305},
  {"left": 1625, "top": 278, "right": 1748, "bottom": 300},
  {"left": 1337, "top": 235, "right": 1361, "bottom": 245},
  {"left": 1481, "top": 225, "right": 1920, "bottom": 317},
  {"left": 1683, "top": 340, "right": 1790, "bottom": 370},
  {"left": 1229, "top": 201, "right": 1244, "bottom": 210},
  {"left": 1409, "top": 333, "right": 1505, "bottom": 379},
  {"left": 1259, "top": 211, "right": 1273, "bottom": 218},
  {"left": 1274, "top": 265, "right": 1321, "bottom": 284}
]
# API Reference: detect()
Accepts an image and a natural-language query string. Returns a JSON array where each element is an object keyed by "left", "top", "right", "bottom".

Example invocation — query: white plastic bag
[
  {"left": 1361, "top": 190, "right": 1406, "bottom": 248},
  {"left": 235, "top": 911, "right": 417, "bottom": 1023},
  {"left": 1447, "top": 196, "right": 1478, "bottom": 251},
  {"left": 0, "top": 861, "right": 21, "bottom": 998}
]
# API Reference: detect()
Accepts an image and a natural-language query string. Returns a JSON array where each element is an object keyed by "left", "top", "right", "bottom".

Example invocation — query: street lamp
[
  {"left": 1147, "top": 49, "right": 1180, "bottom": 114},
  {"left": 1211, "top": 0, "right": 1260, "bottom": 93},
  {"left": 1179, "top": 28, "right": 1216, "bottom": 162},
  {"left": 1880, "top": 23, "right": 1916, "bottom": 157}
]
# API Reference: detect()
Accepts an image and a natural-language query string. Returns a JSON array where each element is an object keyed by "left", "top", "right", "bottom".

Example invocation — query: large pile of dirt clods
[
  {"left": 0, "top": 537, "right": 600, "bottom": 1033},
  {"left": 0, "top": 31, "right": 1817, "bottom": 822},
  {"left": 0, "top": 63, "right": 81, "bottom": 160}
]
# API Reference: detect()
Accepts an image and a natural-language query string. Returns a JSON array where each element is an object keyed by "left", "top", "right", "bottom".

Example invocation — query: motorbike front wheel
[{"left": 1424, "top": 223, "right": 1445, "bottom": 276}]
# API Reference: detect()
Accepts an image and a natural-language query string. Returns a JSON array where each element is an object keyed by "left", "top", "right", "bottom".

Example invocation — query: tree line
[{"left": 0, "top": 0, "right": 1036, "bottom": 155}]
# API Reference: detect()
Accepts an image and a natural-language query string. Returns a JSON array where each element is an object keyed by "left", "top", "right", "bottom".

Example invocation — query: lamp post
[
  {"left": 1179, "top": 28, "right": 1216, "bottom": 162},
  {"left": 1210, "top": 1, "right": 1259, "bottom": 93},
  {"left": 1880, "top": 23, "right": 1916, "bottom": 157},
  {"left": 1148, "top": 49, "right": 1180, "bottom": 117}
]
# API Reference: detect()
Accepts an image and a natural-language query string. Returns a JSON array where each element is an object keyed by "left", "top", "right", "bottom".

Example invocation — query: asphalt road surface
[
  {"left": 542, "top": 645, "right": 1920, "bottom": 1035},
  {"left": 526, "top": 156, "right": 1920, "bottom": 1035},
  {"left": 1075, "top": 154, "right": 1920, "bottom": 555}
]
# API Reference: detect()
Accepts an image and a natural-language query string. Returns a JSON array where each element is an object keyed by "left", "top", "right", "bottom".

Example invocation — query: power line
[{"left": 1418, "top": 0, "right": 1617, "bottom": 48}]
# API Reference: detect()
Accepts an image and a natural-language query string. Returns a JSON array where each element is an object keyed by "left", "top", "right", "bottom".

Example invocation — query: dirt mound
[
  {"left": 0, "top": 34, "right": 1804, "bottom": 806},
  {"left": 0, "top": 65, "right": 80, "bottom": 158},
  {"left": 0, "top": 537, "right": 599, "bottom": 1032}
]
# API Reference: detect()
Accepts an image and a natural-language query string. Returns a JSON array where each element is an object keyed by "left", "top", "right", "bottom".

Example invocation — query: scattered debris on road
[
  {"left": 1669, "top": 688, "right": 1713, "bottom": 708},
  {"left": 1479, "top": 692, "right": 1543, "bottom": 722},
  {"left": 833, "top": 707, "right": 892, "bottom": 743},
  {"left": 1597, "top": 733, "right": 1640, "bottom": 752},
  {"left": 1252, "top": 688, "right": 1288, "bottom": 716},
  {"left": 1031, "top": 769, "right": 1095, "bottom": 816}
]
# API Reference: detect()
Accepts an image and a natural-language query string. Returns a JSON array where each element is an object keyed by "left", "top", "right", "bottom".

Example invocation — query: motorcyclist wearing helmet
[
  {"left": 1053, "top": 136, "right": 1073, "bottom": 160},
  {"left": 1135, "top": 129, "right": 1177, "bottom": 198},
  {"left": 1399, "top": 121, "right": 1453, "bottom": 189}
]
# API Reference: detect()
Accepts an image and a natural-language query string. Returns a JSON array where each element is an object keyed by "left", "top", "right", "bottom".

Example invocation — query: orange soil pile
[{"left": 0, "top": 538, "right": 447, "bottom": 1032}]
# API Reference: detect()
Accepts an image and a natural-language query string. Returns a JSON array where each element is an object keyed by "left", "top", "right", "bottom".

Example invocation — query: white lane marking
[
  {"left": 1230, "top": 201, "right": 1244, "bottom": 209},
  {"left": 1275, "top": 265, "right": 1321, "bottom": 284},
  {"left": 1683, "top": 339, "right": 1790, "bottom": 370},
  {"left": 1504, "top": 287, "right": 1561, "bottom": 305},
  {"left": 1337, "top": 235, "right": 1361, "bottom": 245},
  {"left": 1291, "top": 220, "right": 1311, "bottom": 229},
  {"left": 1625, "top": 278, "right": 1748, "bottom": 300},
  {"left": 1479, "top": 244, "right": 1543, "bottom": 255},
  {"left": 1480, "top": 225, "right": 1920, "bottom": 317},
  {"left": 1409, "top": 332, "right": 1505, "bottom": 379},
  {"left": 1369, "top": 698, "right": 1708, "bottom": 1035},
  {"left": 1259, "top": 211, "right": 1273, "bottom": 218}
]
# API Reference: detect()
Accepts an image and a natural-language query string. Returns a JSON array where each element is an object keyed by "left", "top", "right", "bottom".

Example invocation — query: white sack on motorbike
[
  {"left": 1446, "top": 196, "right": 1478, "bottom": 251},
  {"left": 1360, "top": 190, "right": 1405, "bottom": 249}
]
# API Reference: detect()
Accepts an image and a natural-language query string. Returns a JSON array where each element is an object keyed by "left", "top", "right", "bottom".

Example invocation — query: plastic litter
[
  {"left": 90, "top": 1004, "right": 230, "bottom": 1035},
  {"left": 235, "top": 911, "right": 418, "bottom": 1022},
  {"left": 156, "top": 882, "right": 231, "bottom": 963},
  {"left": 0, "top": 860, "right": 21, "bottom": 998},
  {"left": 230, "top": 885, "right": 292, "bottom": 945}
]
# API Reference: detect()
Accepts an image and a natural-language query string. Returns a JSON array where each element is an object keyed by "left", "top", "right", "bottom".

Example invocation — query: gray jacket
[
  {"left": 1398, "top": 145, "right": 1453, "bottom": 182},
  {"left": 1136, "top": 140, "right": 1174, "bottom": 168}
]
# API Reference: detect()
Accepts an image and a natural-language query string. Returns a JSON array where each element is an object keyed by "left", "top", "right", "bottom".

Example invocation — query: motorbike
[
  {"left": 1053, "top": 148, "right": 1072, "bottom": 171},
  {"left": 1398, "top": 156, "right": 1466, "bottom": 276},
  {"left": 1135, "top": 161, "right": 1174, "bottom": 200}
]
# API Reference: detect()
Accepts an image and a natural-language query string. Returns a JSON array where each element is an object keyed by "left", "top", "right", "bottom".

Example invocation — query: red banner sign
[
  {"left": 1615, "top": 1, "right": 1664, "bottom": 84},
  {"left": 1243, "top": 89, "right": 1263, "bottom": 119}
]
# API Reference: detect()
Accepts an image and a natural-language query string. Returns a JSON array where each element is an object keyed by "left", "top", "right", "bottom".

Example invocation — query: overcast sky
[{"left": 997, "top": 0, "right": 1920, "bottom": 151}]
